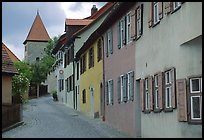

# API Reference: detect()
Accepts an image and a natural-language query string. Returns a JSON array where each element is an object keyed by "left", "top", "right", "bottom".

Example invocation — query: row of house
[{"left": 49, "top": 2, "right": 202, "bottom": 138}]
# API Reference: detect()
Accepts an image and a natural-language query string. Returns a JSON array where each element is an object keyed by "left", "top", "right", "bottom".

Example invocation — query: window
[
  {"left": 120, "top": 75, "right": 125, "bottom": 103},
  {"left": 145, "top": 78, "right": 149, "bottom": 110},
  {"left": 120, "top": 18, "right": 125, "bottom": 47},
  {"left": 173, "top": 2, "right": 181, "bottom": 11},
  {"left": 153, "top": 2, "right": 160, "bottom": 25},
  {"left": 82, "top": 89, "right": 86, "bottom": 104},
  {"left": 149, "top": 2, "right": 163, "bottom": 28},
  {"left": 66, "top": 75, "right": 74, "bottom": 92},
  {"left": 126, "top": 13, "right": 131, "bottom": 44},
  {"left": 164, "top": 68, "right": 176, "bottom": 111},
  {"left": 154, "top": 74, "right": 159, "bottom": 109},
  {"left": 136, "top": 4, "right": 143, "bottom": 39},
  {"left": 106, "top": 80, "right": 113, "bottom": 105},
  {"left": 142, "top": 76, "right": 153, "bottom": 113},
  {"left": 58, "top": 79, "right": 64, "bottom": 92},
  {"left": 89, "top": 47, "right": 94, "bottom": 68},
  {"left": 189, "top": 77, "right": 202, "bottom": 123},
  {"left": 80, "top": 54, "right": 86, "bottom": 74},
  {"left": 106, "top": 29, "right": 113, "bottom": 57},
  {"left": 118, "top": 12, "right": 132, "bottom": 49},
  {"left": 127, "top": 71, "right": 134, "bottom": 101},
  {"left": 97, "top": 39, "right": 102, "bottom": 62}
]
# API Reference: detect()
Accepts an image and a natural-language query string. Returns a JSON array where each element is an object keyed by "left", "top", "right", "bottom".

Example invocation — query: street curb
[{"left": 2, "top": 121, "right": 24, "bottom": 133}]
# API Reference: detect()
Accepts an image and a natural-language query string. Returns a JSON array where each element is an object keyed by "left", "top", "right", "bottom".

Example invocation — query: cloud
[
  {"left": 2, "top": 2, "right": 107, "bottom": 61},
  {"left": 3, "top": 40, "right": 24, "bottom": 61},
  {"left": 60, "top": 2, "right": 106, "bottom": 19}
]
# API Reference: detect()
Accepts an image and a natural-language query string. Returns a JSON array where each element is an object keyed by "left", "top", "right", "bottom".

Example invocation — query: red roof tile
[
  {"left": 65, "top": 19, "right": 93, "bottom": 26},
  {"left": 89, "top": 2, "right": 115, "bottom": 19},
  {"left": 2, "top": 43, "right": 20, "bottom": 62},
  {"left": 72, "top": 2, "right": 114, "bottom": 37},
  {"left": 23, "top": 13, "right": 50, "bottom": 44},
  {"left": 2, "top": 43, "right": 18, "bottom": 74}
]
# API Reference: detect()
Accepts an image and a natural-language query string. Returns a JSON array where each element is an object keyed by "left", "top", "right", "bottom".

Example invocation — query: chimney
[{"left": 91, "top": 5, "right": 98, "bottom": 16}]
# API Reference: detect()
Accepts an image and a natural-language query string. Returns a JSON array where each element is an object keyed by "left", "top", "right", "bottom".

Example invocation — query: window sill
[
  {"left": 153, "top": 109, "right": 162, "bottom": 113},
  {"left": 152, "top": 20, "right": 160, "bottom": 28},
  {"left": 171, "top": 6, "right": 181, "bottom": 14},
  {"left": 163, "top": 107, "right": 173, "bottom": 112}
]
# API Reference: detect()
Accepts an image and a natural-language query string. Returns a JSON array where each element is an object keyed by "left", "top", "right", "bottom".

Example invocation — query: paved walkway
[{"left": 2, "top": 95, "right": 130, "bottom": 138}]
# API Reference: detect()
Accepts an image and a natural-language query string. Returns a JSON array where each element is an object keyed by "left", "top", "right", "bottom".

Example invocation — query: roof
[
  {"left": 65, "top": 19, "right": 93, "bottom": 26},
  {"left": 2, "top": 42, "right": 20, "bottom": 62},
  {"left": 89, "top": 2, "right": 115, "bottom": 19},
  {"left": 2, "top": 43, "right": 18, "bottom": 75},
  {"left": 51, "top": 33, "right": 68, "bottom": 55},
  {"left": 23, "top": 12, "right": 50, "bottom": 44},
  {"left": 72, "top": 2, "right": 115, "bottom": 38},
  {"left": 76, "top": 2, "right": 136, "bottom": 59}
]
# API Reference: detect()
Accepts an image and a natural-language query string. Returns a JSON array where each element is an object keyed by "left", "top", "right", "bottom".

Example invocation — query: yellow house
[{"left": 76, "top": 38, "right": 104, "bottom": 118}]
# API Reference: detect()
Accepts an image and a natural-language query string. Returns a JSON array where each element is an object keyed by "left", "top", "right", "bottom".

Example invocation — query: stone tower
[{"left": 23, "top": 10, "right": 50, "bottom": 64}]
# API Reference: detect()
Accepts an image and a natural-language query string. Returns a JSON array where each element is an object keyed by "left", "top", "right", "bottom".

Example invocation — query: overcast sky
[{"left": 2, "top": 2, "right": 106, "bottom": 61}]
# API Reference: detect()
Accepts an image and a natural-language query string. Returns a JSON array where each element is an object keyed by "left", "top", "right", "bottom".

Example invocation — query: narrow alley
[{"left": 2, "top": 95, "right": 129, "bottom": 138}]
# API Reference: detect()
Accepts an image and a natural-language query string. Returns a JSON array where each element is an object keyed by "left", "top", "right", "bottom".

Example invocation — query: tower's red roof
[{"left": 23, "top": 12, "right": 50, "bottom": 44}]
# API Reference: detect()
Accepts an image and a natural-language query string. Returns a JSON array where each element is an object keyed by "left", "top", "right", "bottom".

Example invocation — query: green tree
[
  {"left": 12, "top": 61, "right": 33, "bottom": 103},
  {"left": 30, "top": 35, "right": 60, "bottom": 98}
]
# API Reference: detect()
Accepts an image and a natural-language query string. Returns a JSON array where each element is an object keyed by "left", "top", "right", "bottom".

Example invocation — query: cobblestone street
[{"left": 2, "top": 95, "right": 129, "bottom": 138}]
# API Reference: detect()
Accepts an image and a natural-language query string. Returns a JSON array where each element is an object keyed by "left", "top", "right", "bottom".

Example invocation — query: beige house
[{"left": 2, "top": 42, "right": 18, "bottom": 105}]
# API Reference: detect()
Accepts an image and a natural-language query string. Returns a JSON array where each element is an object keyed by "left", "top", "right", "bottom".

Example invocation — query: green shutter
[
  {"left": 105, "top": 81, "right": 109, "bottom": 105},
  {"left": 106, "top": 32, "right": 109, "bottom": 57},
  {"left": 123, "top": 74, "right": 128, "bottom": 102},
  {"left": 110, "top": 80, "right": 114, "bottom": 105},
  {"left": 110, "top": 29, "right": 113, "bottom": 54},
  {"left": 118, "top": 77, "right": 121, "bottom": 104},
  {"left": 117, "top": 21, "right": 121, "bottom": 49},
  {"left": 130, "top": 71, "right": 134, "bottom": 101}
]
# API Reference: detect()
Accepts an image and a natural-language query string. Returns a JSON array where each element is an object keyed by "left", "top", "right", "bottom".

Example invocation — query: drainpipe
[
  {"left": 102, "top": 36, "right": 105, "bottom": 121},
  {"left": 72, "top": 44, "right": 76, "bottom": 110}
]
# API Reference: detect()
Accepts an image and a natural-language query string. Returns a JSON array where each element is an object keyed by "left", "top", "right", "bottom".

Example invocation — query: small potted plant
[{"left": 51, "top": 90, "right": 58, "bottom": 101}]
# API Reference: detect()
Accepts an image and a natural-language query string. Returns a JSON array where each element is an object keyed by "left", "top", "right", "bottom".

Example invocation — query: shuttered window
[
  {"left": 89, "top": 47, "right": 94, "bottom": 68},
  {"left": 82, "top": 89, "right": 86, "bottom": 104},
  {"left": 97, "top": 39, "right": 102, "bottom": 62},
  {"left": 140, "top": 79, "right": 145, "bottom": 112},
  {"left": 144, "top": 76, "right": 153, "bottom": 113},
  {"left": 154, "top": 74, "right": 159, "bottom": 110},
  {"left": 135, "top": 4, "right": 143, "bottom": 40},
  {"left": 118, "top": 11, "right": 132, "bottom": 48},
  {"left": 106, "top": 80, "right": 114, "bottom": 105},
  {"left": 126, "top": 12, "right": 131, "bottom": 44},
  {"left": 120, "top": 75, "right": 124, "bottom": 103},
  {"left": 176, "top": 79, "right": 187, "bottom": 122},
  {"left": 108, "top": 80, "right": 114, "bottom": 105},
  {"left": 127, "top": 71, "right": 134, "bottom": 101},
  {"left": 149, "top": 2, "right": 163, "bottom": 28},
  {"left": 173, "top": 2, "right": 181, "bottom": 11},
  {"left": 188, "top": 76, "right": 202, "bottom": 124},
  {"left": 153, "top": 2, "right": 160, "bottom": 25},
  {"left": 164, "top": 68, "right": 176, "bottom": 112},
  {"left": 106, "top": 29, "right": 113, "bottom": 57},
  {"left": 145, "top": 78, "right": 149, "bottom": 111},
  {"left": 80, "top": 54, "right": 86, "bottom": 74}
]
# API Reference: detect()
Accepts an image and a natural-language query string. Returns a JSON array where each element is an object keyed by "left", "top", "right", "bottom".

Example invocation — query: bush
[{"left": 51, "top": 90, "right": 58, "bottom": 101}]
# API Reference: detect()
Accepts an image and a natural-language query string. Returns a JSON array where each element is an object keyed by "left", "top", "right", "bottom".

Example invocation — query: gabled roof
[
  {"left": 88, "top": 2, "right": 115, "bottom": 19},
  {"left": 2, "top": 42, "right": 20, "bottom": 62},
  {"left": 65, "top": 19, "right": 93, "bottom": 26},
  {"left": 76, "top": 2, "right": 136, "bottom": 59},
  {"left": 2, "top": 42, "right": 18, "bottom": 75},
  {"left": 23, "top": 12, "right": 50, "bottom": 44},
  {"left": 72, "top": 2, "right": 114, "bottom": 38}
]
